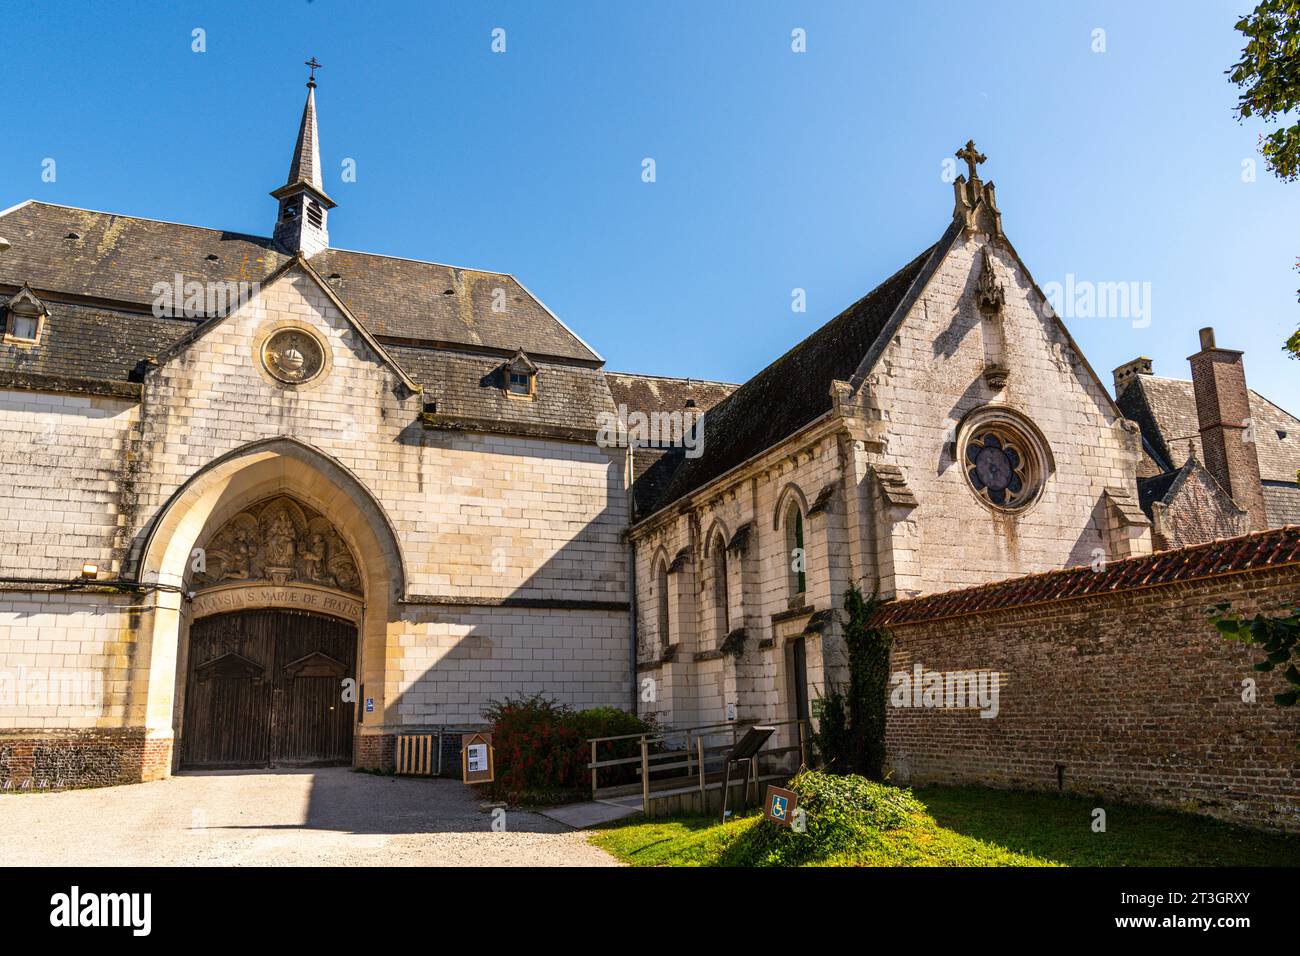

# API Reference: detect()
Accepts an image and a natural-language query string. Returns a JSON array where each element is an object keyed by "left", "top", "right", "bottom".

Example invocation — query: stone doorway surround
[{"left": 133, "top": 437, "right": 407, "bottom": 777}]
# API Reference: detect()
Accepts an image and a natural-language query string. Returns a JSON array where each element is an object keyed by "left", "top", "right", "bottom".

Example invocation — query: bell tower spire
[{"left": 271, "top": 58, "right": 335, "bottom": 257}]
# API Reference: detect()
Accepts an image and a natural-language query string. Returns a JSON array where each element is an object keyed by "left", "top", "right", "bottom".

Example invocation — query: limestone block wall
[
  {"left": 391, "top": 606, "right": 630, "bottom": 726},
  {"left": 0, "top": 265, "right": 633, "bottom": 761},
  {"left": 0, "top": 590, "right": 142, "bottom": 730},
  {"left": 632, "top": 426, "right": 850, "bottom": 730},
  {"left": 858, "top": 235, "right": 1146, "bottom": 592},
  {"left": 0, "top": 389, "right": 137, "bottom": 576},
  {"left": 123, "top": 269, "right": 628, "bottom": 607},
  {"left": 628, "top": 233, "right": 1153, "bottom": 733}
]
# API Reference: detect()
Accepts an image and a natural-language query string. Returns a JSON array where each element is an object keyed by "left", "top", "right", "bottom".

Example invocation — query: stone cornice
[
  {"left": 0, "top": 370, "right": 142, "bottom": 401},
  {"left": 628, "top": 410, "right": 845, "bottom": 540},
  {"left": 401, "top": 594, "right": 629, "bottom": 612},
  {"left": 418, "top": 411, "right": 599, "bottom": 445}
]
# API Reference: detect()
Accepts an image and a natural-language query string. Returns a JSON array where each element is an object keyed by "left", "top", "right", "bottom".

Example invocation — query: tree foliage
[
  {"left": 1210, "top": 601, "right": 1300, "bottom": 706},
  {"left": 1229, "top": 0, "right": 1300, "bottom": 357}
]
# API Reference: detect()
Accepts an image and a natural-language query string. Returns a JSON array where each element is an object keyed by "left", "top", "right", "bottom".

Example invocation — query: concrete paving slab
[{"left": 539, "top": 800, "right": 642, "bottom": 828}]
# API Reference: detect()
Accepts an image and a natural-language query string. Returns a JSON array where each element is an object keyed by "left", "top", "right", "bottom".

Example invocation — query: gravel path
[{"left": 0, "top": 767, "right": 620, "bottom": 867}]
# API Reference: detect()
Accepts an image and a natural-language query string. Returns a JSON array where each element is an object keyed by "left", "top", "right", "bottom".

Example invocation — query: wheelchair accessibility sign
[{"left": 764, "top": 785, "right": 799, "bottom": 828}]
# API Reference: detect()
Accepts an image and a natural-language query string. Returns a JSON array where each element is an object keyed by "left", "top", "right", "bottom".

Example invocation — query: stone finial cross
[
  {"left": 305, "top": 56, "right": 323, "bottom": 87},
  {"left": 956, "top": 139, "right": 987, "bottom": 181}
]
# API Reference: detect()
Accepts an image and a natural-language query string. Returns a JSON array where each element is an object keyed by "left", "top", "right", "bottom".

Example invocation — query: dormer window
[
  {"left": 11, "top": 312, "right": 38, "bottom": 341},
  {"left": 502, "top": 349, "right": 538, "bottom": 400},
  {"left": 3, "top": 286, "right": 48, "bottom": 346}
]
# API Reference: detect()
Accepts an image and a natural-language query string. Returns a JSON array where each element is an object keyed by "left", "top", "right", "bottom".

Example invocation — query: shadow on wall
[{"left": 382, "top": 444, "right": 634, "bottom": 742}]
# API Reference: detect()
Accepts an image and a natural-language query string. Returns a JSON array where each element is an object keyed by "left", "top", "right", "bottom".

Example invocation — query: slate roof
[
  {"left": 284, "top": 87, "right": 326, "bottom": 195},
  {"left": 1117, "top": 371, "right": 1300, "bottom": 529},
  {"left": 605, "top": 372, "right": 739, "bottom": 516},
  {"left": 1117, "top": 372, "right": 1300, "bottom": 484},
  {"left": 604, "top": 372, "right": 736, "bottom": 420},
  {"left": 0, "top": 201, "right": 599, "bottom": 363},
  {"left": 0, "top": 300, "right": 190, "bottom": 384},
  {"left": 1263, "top": 483, "right": 1300, "bottom": 529},
  {"left": 873, "top": 525, "right": 1300, "bottom": 627},
  {"left": 1136, "top": 456, "right": 1246, "bottom": 535},
  {"left": 393, "top": 346, "right": 616, "bottom": 436},
  {"left": 629, "top": 242, "right": 938, "bottom": 518},
  {"left": 1136, "top": 466, "right": 1183, "bottom": 518}
]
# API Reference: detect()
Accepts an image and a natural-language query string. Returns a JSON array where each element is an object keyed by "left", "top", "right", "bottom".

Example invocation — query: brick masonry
[
  {"left": 883, "top": 562, "right": 1300, "bottom": 832},
  {"left": 355, "top": 732, "right": 395, "bottom": 772},
  {"left": 0, "top": 728, "right": 171, "bottom": 791}
]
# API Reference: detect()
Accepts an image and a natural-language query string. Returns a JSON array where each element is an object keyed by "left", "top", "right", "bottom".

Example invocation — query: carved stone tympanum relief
[{"left": 191, "top": 496, "right": 362, "bottom": 595}]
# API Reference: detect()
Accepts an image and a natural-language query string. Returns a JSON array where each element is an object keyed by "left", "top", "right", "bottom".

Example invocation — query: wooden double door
[{"left": 181, "top": 608, "right": 357, "bottom": 769}]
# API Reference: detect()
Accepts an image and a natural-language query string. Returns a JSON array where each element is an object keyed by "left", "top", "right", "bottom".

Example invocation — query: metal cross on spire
[
  {"left": 305, "top": 56, "right": 322, "bottom": 88},
  {"left": 956, "top": 139, "right": 987, "bottom": 181}
]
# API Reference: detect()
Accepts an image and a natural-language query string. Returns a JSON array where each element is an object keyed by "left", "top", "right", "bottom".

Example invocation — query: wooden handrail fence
[{"left": 586, "top": 718, "right": 807, "bottom": 806}]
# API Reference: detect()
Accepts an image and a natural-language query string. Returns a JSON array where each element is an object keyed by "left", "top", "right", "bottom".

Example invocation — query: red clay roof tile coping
[{"left": 871, "top": 525, "right": 1300, "bottom": 628}]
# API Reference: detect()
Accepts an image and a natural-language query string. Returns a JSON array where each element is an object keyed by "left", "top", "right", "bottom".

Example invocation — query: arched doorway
[
  {"left": 134, "top": 437, "right": 407, "bottom": 778},
  {"left": 182, "top": 608, "right": 356, "bottom": 768},
  {"left": 177, "top": 494, "right": 366, "bottom": 769}
]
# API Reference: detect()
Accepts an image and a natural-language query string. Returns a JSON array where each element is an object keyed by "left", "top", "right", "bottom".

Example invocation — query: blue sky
[{"left": 3, "top": 0, "right": 1297, "bottom": 411}]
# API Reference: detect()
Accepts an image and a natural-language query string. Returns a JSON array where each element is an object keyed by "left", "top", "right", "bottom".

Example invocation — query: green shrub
[
  {"left": 481, "top": 694, "right": 656, "bottom": 804},
  {"left": 719, "top": 769, "right": 926, "bottom": 866},
  {"left": 572, "top": 706, "right": 660, "bottom": 789}
]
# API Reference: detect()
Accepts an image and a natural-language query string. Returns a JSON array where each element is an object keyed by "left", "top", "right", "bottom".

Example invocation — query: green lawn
[{"left": 589, "top": 785, "right": 1300, "bottom": 867}]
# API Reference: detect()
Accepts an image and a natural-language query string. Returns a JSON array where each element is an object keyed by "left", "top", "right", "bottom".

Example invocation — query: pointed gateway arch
[{"left": 134, "top": 437, "right": 406, "bottom": 773}]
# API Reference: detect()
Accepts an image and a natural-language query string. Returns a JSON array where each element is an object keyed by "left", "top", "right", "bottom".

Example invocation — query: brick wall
[
  {"left": 355, "top": 732, "right": 395, "bottom": 772},
  {"left": 1150, "top": 464, "right": 1248, "bottom": 550},
  {"left": 0, "top": 729, "right": 171, "bottom": 790},
  {"left": 884, "top": 563, "right": 1300, "bottom": 832}
]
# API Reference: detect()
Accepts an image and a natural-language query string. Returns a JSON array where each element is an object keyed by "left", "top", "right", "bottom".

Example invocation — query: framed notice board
[{"left": 461, "top": 732, "right": 495, "bottom": 784}]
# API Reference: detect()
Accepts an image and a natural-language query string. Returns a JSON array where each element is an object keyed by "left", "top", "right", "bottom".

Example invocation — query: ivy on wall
[{"left": 814, "top": 584, "right": 892, "bottom": 779}]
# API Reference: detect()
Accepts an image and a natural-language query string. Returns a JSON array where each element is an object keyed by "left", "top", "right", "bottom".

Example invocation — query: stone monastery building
[{"left": 1, "top": 81, "right": 1296, "bottom": 784}]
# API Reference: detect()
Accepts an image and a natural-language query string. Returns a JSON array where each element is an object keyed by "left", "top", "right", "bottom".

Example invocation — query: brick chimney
[
  {"left": 1112, "top": 356, "right": 1152, "bottom": 396},
  {"left": 1188, "top": 327, "right": 1267, "bottom": 531}
]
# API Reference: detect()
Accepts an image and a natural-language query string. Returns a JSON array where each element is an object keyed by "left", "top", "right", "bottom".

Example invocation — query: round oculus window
[
  {"left": 262, "top": 328, "right": 325, "bottom": 385},
  {"left": 959, "top": 415, "right": 1047, "bottom": 511}
]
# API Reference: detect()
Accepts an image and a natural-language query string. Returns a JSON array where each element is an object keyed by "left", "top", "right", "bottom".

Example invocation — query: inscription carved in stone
[{"left": 191, "top": 495, "right": 361, "bottom": 594}]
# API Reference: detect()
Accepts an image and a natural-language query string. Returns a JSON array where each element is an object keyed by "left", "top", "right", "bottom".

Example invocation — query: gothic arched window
[
  {"left": 712, "top": 534, "right": 729, "bottom": 636},
  {"left": 656, "top": 559, "right": 670, "bottom": 654},
  {"left": 785, "top": 501, "right": 806, "bottom": 597}
]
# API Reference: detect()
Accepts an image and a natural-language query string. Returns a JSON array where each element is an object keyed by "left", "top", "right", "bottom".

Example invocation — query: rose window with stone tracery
[{"left": 958, "top": 412, "right": 1048, "bottom": 513}]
